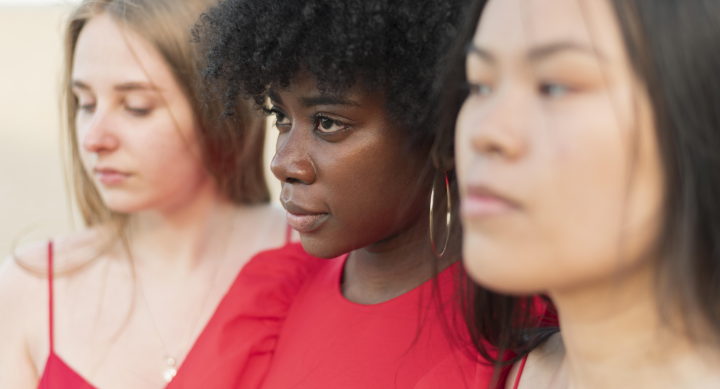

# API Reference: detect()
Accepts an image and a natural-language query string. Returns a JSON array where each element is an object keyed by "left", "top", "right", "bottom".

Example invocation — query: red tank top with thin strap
[
  {"left": 512, "top": 354, "right": 528, "bottom": 389},
  {"left": 38, "top": 224, "right": 322, "bottom": 389},
  {"left": 510, "top": 298, "right": 558, "bottom": 389},
  {"left": 38, "top": 241, "right": 93, "bottom": 389}
]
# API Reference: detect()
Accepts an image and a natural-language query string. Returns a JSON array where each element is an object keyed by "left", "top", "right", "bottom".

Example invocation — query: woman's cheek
[{"left": 454, "top": 101, "right": 476, "bottom": 196}]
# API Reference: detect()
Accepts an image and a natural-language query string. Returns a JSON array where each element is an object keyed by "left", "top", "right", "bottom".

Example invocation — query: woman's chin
[
  {"left": 462, "top": 247, "right": 546, "bottom": 295},
  {"left": 101, "top": 195, "right": 153, "bottom": 215},
  {"left": 297, "top": 227, "right": 362, "bottom": 259}
]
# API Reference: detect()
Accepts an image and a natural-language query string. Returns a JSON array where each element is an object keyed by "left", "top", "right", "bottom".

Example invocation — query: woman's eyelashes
[
  {"left": 467, "top": 81, "right": 493, "bottom": 97},
  {"left": 539, "top": 82, "right": 573, "bottom": 98},
  {"left": 465, "top": 79, "right": 575, "bottom": 99},
  {"left": 268, "top": 107, "right": 290, "bottom": 130},
  {"left": 268, "top": 106, "right": 350, "bottom": 135},
  {"left": 76, "top": 99, "right": 154, "bottom": 117},
  {"left": 125, "top": 105, "right": 153, "bottom": 117},
  {"left": 124, "top": 96, "right": 155, "bottom": 117},
  {"left": 313, "top": 113, "right": 350, "bottom": 134},
  {"left": 78, "top": 102, "right": 96, "bottom": 113}
]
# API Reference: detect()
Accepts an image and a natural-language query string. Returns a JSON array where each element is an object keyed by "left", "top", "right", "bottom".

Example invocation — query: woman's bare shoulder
[
  {"left": 239, "top": 203, "right": 293, "bottom": 247},
  {"left": 0, "top": 243, "right": 49, "bottom": 373},
  {"left": 4, "top": 225, "right": 114, "bottom": 286},
  {"left": 0, "top": 226, "right": 114, "bottom": 333},
  {"left": 506, "top": 332, "right": 566, "bottom": 389},
  {"left": 0, "top": 252, "right": 44, "bottom": 306},
  {"left": 0, "top": 255, "right": 41, "bottom": 388}
]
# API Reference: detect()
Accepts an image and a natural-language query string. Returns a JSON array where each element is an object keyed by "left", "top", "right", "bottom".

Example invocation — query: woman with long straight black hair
[{"left": 441, "top": 0, "right": 720, "bottom": 387}]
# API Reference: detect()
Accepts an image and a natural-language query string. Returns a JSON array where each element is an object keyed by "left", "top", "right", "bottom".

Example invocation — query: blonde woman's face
[
  {"left": 455, "top": 0, "right": 664, "bottom": 294},
  {"left": 72, "top": 13, "right": 210, "bottom": 214}
]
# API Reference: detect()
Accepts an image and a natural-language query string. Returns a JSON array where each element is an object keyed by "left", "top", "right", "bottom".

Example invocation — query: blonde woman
[{"left": 0, "top": 1, "right": 310, "bottom": 388}]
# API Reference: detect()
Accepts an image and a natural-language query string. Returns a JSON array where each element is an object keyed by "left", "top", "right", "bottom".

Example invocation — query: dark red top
[
  {"left": 260, "top": 256, "right": 498, "bottom": 389},
  {"left": 38, "top": 240, "right": 324, "bottom": 389}
]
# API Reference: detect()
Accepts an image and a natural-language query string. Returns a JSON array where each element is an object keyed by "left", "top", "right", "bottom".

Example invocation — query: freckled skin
[{"left": 271, "top": 74, "right": 448, "bottom": 303}]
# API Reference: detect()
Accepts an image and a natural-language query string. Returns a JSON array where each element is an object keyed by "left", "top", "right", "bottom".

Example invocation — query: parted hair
[
  {"left": 62, "top": 0, "right": 270, "bottom": 231},
  {"left": 437, "top": 0, "right": 720, "bottom": 376}
]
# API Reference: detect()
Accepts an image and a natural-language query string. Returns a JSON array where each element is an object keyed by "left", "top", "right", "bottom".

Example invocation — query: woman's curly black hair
[{"left": 192, "top": 0, "right": 471, "bottom": 144}]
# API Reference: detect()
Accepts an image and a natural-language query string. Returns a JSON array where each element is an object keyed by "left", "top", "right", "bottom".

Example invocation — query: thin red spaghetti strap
[
  {"left": 513, "top": 354, "right": 528, "bottom": 389},
  {"left": 47, "top": 240, "right": 54, "bottom": 354},
  {"left": 285, "top": 224, "right": 293, "bottom": 245}
]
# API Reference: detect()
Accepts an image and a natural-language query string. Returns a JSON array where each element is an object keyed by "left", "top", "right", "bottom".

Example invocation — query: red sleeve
[{"left": 169, "top": 243, "right": 325, "bottom": 389}]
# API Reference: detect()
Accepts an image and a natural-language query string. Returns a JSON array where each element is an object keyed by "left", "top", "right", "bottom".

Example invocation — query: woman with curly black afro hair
[{"left": 194, "top": 0, "right": 532, "bottom": 388}]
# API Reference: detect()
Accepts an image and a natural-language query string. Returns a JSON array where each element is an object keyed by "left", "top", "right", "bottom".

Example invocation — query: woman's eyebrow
[
  {"left": 70, "top": 80, "right": 159, "bottom": 92},
  {"left": 71, "top": 80, "right": 91, "bottom": 90},
  {"left": 300, "top": 94, "right": 359, "bottom": 108},
  {"left": 466, "top": 41, "right": 606, "bottom": 64},
  {"left": 268, "top": 88, "right": 283, "bottom": 105},
  {"left": 466, "top": 43, "right": 496, "bottom": 64},
  {"left": 114, "top": 82, "right": 159, "bottom": 92},
  {"left": 527, "top": 42, "right": 606, "bottom": 63},
  {"left": 267, "top": 88, "right": 359, "bottom": 107}
]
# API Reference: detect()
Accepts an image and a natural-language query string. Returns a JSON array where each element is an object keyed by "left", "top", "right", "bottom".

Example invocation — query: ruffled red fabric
[
  {"left": 38, "top": 242, "right": 325, "bottom": 389},
  {"left": 260, "top": 257, "right": 499, "bottom": 389}
]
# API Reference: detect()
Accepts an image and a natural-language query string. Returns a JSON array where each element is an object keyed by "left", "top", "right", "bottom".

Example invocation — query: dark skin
[{"left": 270, "top": 73, "right": 455, "bottom": 304}]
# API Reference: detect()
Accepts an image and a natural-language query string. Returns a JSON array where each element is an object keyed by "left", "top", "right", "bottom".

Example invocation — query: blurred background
[{"left": 0, "top": 0, "right": 280, "bottom": 261}]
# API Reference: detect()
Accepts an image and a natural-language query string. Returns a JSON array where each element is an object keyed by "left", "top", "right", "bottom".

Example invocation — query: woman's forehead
[
  {"left": 476, "top": 0, "right": 623, "bottom": 63},
  {"left": 268, "top": 73, "right": 372, "bottom": 108},
  {"left": 72, "top": 14, "right": 176, "bottom": 94}
]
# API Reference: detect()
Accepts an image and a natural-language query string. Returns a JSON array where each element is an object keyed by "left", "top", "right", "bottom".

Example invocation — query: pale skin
[
  {"left": 0, "top": 13, "right": 287, "bottom": 389},
  {"left": 455, "top": 0, "right": 720, "bottom": 388}
]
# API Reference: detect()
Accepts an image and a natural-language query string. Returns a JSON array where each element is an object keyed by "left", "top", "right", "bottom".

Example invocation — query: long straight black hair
[
  {"left": 436, "top": 0, "right": 720, "bottom": 373},
  {"left": 433, "top": 0, "right": 559, "bottom": 374}
]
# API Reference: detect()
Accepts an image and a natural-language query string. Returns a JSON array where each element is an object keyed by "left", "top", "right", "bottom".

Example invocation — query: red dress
[
  {"left": 38, "top": 239, "right": 324, "bottom": 389},
  {"left": 260, "top": 256, "right": 498, "bottom": 389}
]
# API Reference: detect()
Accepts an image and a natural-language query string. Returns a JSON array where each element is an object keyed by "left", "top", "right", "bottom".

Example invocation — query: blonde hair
[
  {"left": 5, "top": 0, "right": 273, "bottom": 276},
  {"left": 62, "top": 0, "right": 269, "bottom": 232}
]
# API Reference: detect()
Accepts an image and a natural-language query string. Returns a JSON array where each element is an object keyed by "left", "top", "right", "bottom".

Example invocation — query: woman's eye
[
  {"left": 319, "top": 117, "right": 334, "bottom": 131},
  {"left": 78, "top": 103, "right": 96, "bottom": 113},
  {"left": 269, "top": 108, "right": 290, "bottom": 127},
  {"left": 315, "top": 116, "right": 346, "bottom": 133},
  {"left": 127, "top": 107, "right": 152, "bottom": 116},
  {"left": 468, "top": 82, "right": 493, "bottom": 97},
  {"left": 540, "top": 83, "right": 571, "bottom": 98},
  {"left": 275, "top": 112, "right": 289, "bottom": 125}
]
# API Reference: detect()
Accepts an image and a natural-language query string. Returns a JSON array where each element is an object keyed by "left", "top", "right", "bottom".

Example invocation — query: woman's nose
[
  {"left": 81, "top": 107, "right": 120, "bottom": 154},
  {"left": 468, "top": 93, "right": 528, "bottom": 161},
  {"left": 271, "top": 126, "right": 316, "bottom": 185}
]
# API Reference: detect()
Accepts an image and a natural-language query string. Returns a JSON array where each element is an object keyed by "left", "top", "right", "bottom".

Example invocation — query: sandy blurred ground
[{"left": 0, "top": 4, "right": 280, "bottom": 262}]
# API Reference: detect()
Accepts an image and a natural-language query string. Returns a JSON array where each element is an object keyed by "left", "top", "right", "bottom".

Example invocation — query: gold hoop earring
[{"left": 430, "top": 171, "right": 451, "bottom": 258}]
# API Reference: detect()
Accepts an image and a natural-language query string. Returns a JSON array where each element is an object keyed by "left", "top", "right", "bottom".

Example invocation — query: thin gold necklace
[{"left": 136, "top": 211, "right": 240, "bottom": 383}]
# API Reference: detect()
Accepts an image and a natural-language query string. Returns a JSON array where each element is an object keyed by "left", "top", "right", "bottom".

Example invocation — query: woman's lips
[
  {"left": 286, "top": 212, "right": 329, "bottom": 233},
  {"left": 94, "top": 168, "right": 130, "bottom": 185},
  {"left": 461, "top": 185, "right": 519, "bottom": 218},
  {"left": 282, "top": 201, "right": 330, "bottom": 233}
]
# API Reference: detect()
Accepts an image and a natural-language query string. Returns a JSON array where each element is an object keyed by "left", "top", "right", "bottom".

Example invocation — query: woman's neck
[
  {"left": 126, "top": 182, "right": 239, "bottom": 273},
  {"left": 342, "top": 210, "right": 457, "bottom": 305},
  {"left": 549, "top": 262, "right": 720, "bottom": 389}
]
